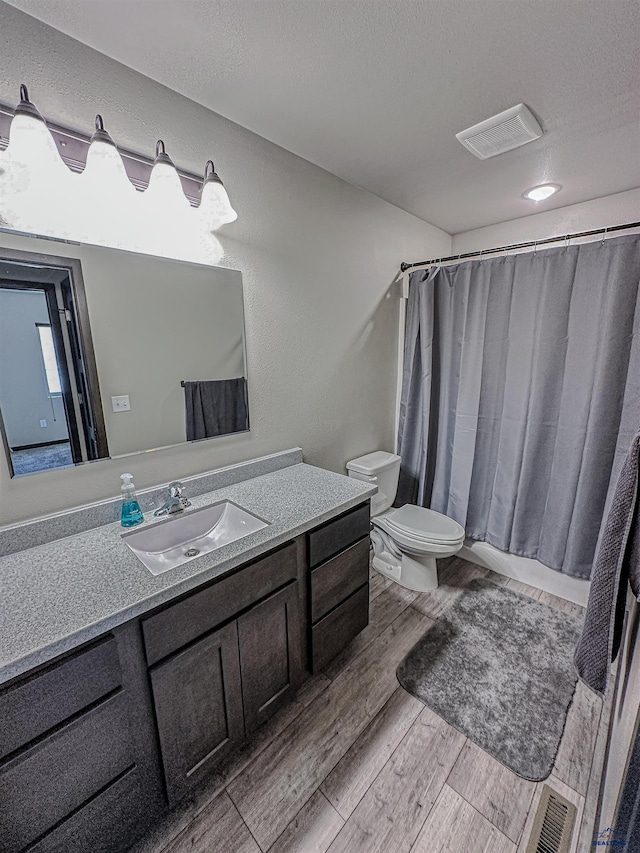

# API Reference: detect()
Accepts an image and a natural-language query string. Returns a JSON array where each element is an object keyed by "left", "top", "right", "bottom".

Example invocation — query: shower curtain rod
[{"left": 400, "top": 220, "right": 640, "bottom": 273}]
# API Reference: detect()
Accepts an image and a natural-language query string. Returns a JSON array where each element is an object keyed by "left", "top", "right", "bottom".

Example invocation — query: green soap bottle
[{"left": 120, "top": 473, "right": 144, "bottom": 528}]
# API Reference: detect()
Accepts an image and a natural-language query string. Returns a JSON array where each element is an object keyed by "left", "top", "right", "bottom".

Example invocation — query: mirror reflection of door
[{"left": 0, "top": 258, "right": 109, "bottom": 476}]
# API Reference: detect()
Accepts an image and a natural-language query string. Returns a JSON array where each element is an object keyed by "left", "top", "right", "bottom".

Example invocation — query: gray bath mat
[{"left": 397, "top": 578, "right": 584, "bottom": 780}]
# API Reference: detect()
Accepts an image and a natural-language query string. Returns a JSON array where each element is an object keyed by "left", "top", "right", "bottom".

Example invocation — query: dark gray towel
[
  {"left": 574, "top": 430, "right": 640, "bottom": 697},
  {"left": 184, "top": 378, "right": 248, "bottom": 440},
  {"left": 614, "top": 694, "right": 640, "bottom": 851}
]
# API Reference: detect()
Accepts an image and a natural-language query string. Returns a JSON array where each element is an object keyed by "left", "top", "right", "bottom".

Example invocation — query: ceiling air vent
[{"left": 456, "top": 103, "right": 543, "bottom": 159}]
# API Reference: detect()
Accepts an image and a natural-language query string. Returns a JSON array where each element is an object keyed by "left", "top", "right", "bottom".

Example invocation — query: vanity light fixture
[
  {"left": 0, "top": 84, "right": 238, "bottom": 234},
  {"left": 82, "top": 114, "right": 135, "bottom": 193},
  {"left": 82, "top": 115, "right": 136, "bottom": 194},
  {"left": 145, "top": 140, "right": 191, "bottom": 211},
  {"left": 2, "top": 85, "right": 75, "bottom": 233},
  {"left": 76, "top": 115, "right": 138, "bottom": 245},
  {"left": 90, "top": 113, "right": 115, "bottom": 146},
  {"left": 82, "top": 114, "right": 134, "bottom": 189},
  {"left": 11, "top": 83, "right": 44, "bottom": 125},
  {"left": 523, "top": 183, "right": 561, "bottom": 202},
  {"left": 199, "top": 160, "right": 238, "bottom": 231}
]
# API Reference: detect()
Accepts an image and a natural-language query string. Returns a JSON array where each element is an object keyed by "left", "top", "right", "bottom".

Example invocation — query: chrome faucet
[{"left": 154, "top": 481, "right": 192, "bottom": 517}]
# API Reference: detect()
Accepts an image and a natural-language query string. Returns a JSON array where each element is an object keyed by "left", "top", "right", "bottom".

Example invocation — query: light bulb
[
  {"left": 198, "top": 160, "right": 237, "bottom": 231},
  {"left": 83, "top": 117, "right": 135, "bottom": 192},
  {"left": 129, "top": 140, "right": 193, "bottom": 257},
  {"left": 8, "top": 111, "right": 58, "bottom": 163},
  {"left": 1, "top": 85, "right": 73, "bottom": 235},
  {"left": 5, "top": 86, "right": 66, "bottom": 178},
  {"left": 75, "top": 115, "right": 138, "bottom": 246},
  {"left": 143, "top": 140, "right": 190, "bottom": 212}
]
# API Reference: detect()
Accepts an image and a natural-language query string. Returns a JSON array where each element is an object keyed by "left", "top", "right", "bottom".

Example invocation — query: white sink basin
[{"left": 122, "top": 500, "right": 269, "bottom": 575}]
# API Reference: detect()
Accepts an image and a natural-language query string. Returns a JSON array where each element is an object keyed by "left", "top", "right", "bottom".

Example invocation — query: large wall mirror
[{"left": 0, "top": 229, "right": 249, "bottom": 477}]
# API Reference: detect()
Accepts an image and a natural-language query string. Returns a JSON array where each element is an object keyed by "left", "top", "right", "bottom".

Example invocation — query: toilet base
[{"left": 372, "top": 549, "right": 439, "bottom": 592}]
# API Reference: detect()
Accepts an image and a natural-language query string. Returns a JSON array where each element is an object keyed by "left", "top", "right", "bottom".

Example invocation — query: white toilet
[{"left": 346, "top": 451, "right": 465, "bottom": 592}]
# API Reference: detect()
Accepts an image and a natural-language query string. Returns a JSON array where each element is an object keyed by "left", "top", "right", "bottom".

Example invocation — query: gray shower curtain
[{"left": 397, "top": 234, "right": 640, "bottom": 579}]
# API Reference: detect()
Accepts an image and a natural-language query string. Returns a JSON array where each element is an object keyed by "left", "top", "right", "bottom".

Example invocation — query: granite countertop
[{"left": 0, "top": 462, "right": 376, "bottom": 686}]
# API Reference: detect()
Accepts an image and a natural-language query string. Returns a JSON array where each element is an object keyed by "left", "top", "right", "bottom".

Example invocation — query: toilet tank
[{"left": 346, "top": 451, "right": 401, "bottom": 515}]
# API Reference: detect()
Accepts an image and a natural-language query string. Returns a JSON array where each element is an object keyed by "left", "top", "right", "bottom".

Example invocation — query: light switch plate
[{"left": 111, "top": 395, "right": 131, "bottom": 412}]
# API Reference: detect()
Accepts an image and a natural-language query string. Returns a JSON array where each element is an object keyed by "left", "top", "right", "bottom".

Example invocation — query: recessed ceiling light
[{"left": 523, "top": 183, "right": 561, "bottom": 202}]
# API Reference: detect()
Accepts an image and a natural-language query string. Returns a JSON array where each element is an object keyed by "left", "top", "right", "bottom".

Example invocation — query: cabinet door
[
  {"left": 150, "top": 621, "right": 244, "bottom": 805},
  {"left": 238, "top": 582, "right": 302, "bottom": 733}
]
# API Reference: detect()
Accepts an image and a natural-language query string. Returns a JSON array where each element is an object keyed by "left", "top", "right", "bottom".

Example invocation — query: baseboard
[
  {"left": 459, "top": 539, "right": 590, "bottom": 607},
  {"left": 11, "top": 439, "right": 69, "bottom": 451}
]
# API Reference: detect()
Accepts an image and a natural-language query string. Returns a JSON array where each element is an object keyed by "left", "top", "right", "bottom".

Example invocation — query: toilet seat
[
  {"left": 373, "top": 520, "right": 463, "bottom": 558},
  {"left": 380, "top": 504, "right": 465, "bottom": 545},
  {"left": 373, "top": 519, "right": 462, "bottom": 557}
]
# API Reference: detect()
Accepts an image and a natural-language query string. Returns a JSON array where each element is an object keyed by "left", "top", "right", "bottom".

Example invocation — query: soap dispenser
[{"left": 120, "top": 473, "right": 144, "bottom": 528}]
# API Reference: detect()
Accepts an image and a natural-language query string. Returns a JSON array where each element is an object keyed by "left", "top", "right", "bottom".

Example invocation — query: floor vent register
[{"left": 525, "top": 784, "right": 577, "bottom": 853}]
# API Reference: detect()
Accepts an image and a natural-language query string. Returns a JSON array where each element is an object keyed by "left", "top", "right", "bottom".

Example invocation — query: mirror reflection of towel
[{"left": 184, "top": 378, "right": 248, "bottom": 440}]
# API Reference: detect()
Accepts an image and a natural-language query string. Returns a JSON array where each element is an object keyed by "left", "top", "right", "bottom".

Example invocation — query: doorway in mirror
[{"left": 0, "top": 253, "right": 107, "bottom": 477}]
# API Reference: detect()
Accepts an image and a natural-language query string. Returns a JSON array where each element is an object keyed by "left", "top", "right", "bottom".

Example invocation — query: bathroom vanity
[{"left": 0, "top": 450, "right": 374, "bottom": 853}]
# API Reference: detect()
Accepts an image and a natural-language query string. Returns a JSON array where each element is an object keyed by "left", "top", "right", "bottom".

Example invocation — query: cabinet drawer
[
  {"left": 27, "top": 767, "right": 151, "bottom": 853},
  {"left": 0, "top": 637, "right": 121, "bottom": 758},
  {"left": 310, "top": 537, "right": 370, "bottom": 623},
  {"left": 308, "top": 502, "right": 370, "bottom": 568},
  {"left": 310, "top": 584, "right": 369, "bottom": 673},
  {"left": 143, "top": 541, "right": 298, "bottom": 665},
  {"left": 0, "top": 691, "right": 134, "bottom": 852}
]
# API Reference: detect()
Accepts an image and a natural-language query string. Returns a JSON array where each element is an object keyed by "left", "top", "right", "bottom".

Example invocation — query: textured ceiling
[{"left": 4, "top": 0, "right": 640, "bottom": 233}]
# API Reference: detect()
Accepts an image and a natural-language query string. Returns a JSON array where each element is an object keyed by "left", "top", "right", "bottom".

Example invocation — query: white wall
[
  {"left": 0, "top": 4, "right": 451, "bottom": 526},
  {"left": 452, "top": 188, "right": 640, "bottom": 253}
]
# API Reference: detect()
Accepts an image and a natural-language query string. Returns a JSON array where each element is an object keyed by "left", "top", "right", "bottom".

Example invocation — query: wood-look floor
[{"left": 131, "top": 557, "right": 604, "bottom": 853}]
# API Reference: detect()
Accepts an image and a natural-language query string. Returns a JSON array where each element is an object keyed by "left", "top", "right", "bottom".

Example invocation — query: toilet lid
[{"left": 384, "top": 505, "right": 465, "bottom": 544}]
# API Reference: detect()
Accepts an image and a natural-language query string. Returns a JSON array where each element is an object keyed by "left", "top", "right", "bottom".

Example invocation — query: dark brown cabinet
[
  {"left": 238, "top": 582, "right": 302, "bottom": 732},
  {"left": 308, "top": 501, "right": 371, "bottom": 568},
  {"left": 307, "top": 502, "right": 371, "bottom": 673},
  {"left": 150, "top": 576, "right": 303, "bottom": 805},
  {"left": 0, "top": 625, "right": 164, "bottom": 853},
  {"left": 150, "top": 620, "right": 245, "bottom": 805},
  {"left": 310, "top": 537, "right": 370, "bottom": 623},
  {"left": 142, "top": 542, "right": 299, "bottom": 667},
  {"left": 311, "top": 584, "right": 370, "bottom": 671},
  {"left": 146, "top": 544, "right": 303, "bottom": 804}
]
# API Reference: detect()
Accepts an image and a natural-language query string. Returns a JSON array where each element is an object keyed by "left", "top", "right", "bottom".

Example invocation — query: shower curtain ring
[
  {"left": 533, "top": 241, "right": 537, "bottom": 256},
  {"left": 601, "top": 227, "right": 608, "bottom": 246}
]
